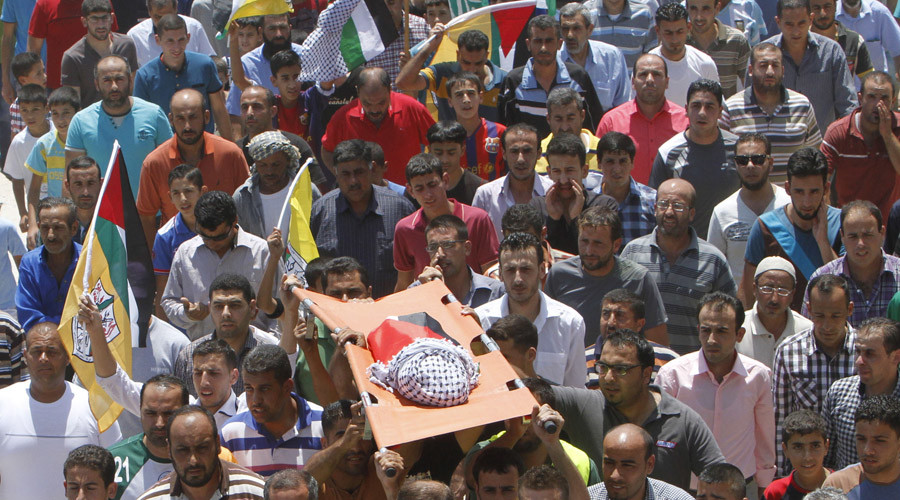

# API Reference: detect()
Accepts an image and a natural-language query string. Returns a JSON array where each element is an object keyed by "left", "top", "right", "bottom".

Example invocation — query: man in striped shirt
[
  {"left": 720, "top": 43, "right": 822, "bottom": 183},
  {"left": 687, "top": 0, "right": 751, "bottom": 98},
  {"left": 586, "top": 0, "right": 657, "bottom": 70}
]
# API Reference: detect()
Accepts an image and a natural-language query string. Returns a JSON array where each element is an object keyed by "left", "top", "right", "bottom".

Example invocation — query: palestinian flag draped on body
[
  {"left": 221, "top": 0, "right": 294, "bottom": 36},
  {"left": 59, "top": 142, "right": 155, "bottom": 432},
  {"left": 277, "top": 158, "right": 319, "bottom": 286},
  {"left": 299, "top": 0, "right": 398, "bottom": 82}
]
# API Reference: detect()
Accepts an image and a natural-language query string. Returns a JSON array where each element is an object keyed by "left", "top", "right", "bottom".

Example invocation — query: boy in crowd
[
  {"left": 427, "top": 121, "right": 484, "bottom": 206},
  {"left": 366, "top": 142, "right": 406, "bottom": 196},
  {"left": 267, "top": 49, "right": 333, "bottom": 144},
  {"left": 235, "top": 16, "right": 263, "bottom": 57},
  {"left": 8, "top": 51, "right": 46, "bottom": 137},
  {"left": 25, "top": 86, "right": 80, "bottom": 248},
  {"left": 764, "top": 410, "right": 831, "bottom": 500},
  {"left": 4, "top": 84, "right": 50, "bottom": 241},
  {"left": 62, "top": 445, "right": 117, "bottom": 500},
  {"left": 152, "top": 165, "right": 205, "bottom": 320},
  {"left": 446, "top": 72, "right": 505, "bottom": 181},
  {"left": 425, "top": 0, "right": 452, "bottom": 27}
]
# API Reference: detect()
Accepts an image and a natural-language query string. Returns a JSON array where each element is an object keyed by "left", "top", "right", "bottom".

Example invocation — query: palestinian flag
[
  {"left": 300, "top": 0, "right": 397, "bottom": 82},
  {"left": 59, "top": 142, "right": 155, "bottom": 431},
  {"left": 277, "top": 158, "right": 318, "bottom": 285},
  {"left": 222, "top": 0, "right": 294, "bottom": 36}
]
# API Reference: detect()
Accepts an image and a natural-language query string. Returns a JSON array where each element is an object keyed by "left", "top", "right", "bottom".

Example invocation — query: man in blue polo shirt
[{"left": 133, "top": 13, "right": 232, "bottom": 138}]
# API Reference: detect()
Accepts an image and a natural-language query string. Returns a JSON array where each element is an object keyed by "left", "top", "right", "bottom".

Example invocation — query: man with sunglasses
[{"left": 708, "top": 133, "right": 791, "bottom": 294}]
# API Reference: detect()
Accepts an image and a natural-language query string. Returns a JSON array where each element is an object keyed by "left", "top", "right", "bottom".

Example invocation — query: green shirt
[
  {"left": 108, "top": 433, "right": 172, "bottom": 500},
  {"left": 293, "top": 317, "right": 337, "bottom": 406}
]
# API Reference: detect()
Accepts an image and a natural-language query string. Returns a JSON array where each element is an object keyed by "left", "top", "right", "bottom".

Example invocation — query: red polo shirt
[
  {"left": 595, "top": 99, "right": 689, "bottom": 184},
  {"left": 137, "top": 132, "right": 250, "bottom": 222},
  {"left": 321, "top": 91, "right": 435, "bottom": 184},
  {"left": 821, "top": 108, "right": 900, "bottom": 218}
]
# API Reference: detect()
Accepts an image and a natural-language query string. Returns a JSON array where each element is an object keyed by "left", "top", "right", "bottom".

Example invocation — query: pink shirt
[
  {"left": 393, "top": 199, "right": 498, "bottom": 275},
  {"left": 595, "top": 99, "right": 689, "bottom": 184},
  {"left": 656, "top": 351, "right": 777, "bottom": 487}
]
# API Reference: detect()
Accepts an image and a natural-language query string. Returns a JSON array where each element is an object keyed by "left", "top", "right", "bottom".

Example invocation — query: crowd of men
[{"left": 4, "top": 0, "right": 900, "bottom": 498}]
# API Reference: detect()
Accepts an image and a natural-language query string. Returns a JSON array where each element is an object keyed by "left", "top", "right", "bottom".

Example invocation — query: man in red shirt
[{"left": 321, "top": 67, "right": 435, "bottom": 184}]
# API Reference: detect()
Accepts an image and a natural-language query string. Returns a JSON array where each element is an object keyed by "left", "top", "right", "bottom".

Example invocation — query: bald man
[
  {"left": 621, "top": 179, "right": 737, "bottom": 354},
  {"left": 321, "top": 67, "right": 435, "bottom": 185},
  {"left": 137, "top": 88, "right": 250, "bottom": 249}
]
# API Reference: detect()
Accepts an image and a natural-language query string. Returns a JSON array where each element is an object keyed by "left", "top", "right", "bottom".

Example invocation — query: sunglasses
[
  {"left": 734, "top": 154, "right": 768, "bottom": 166},
  {"left": 198, "top": 226, "right": 233, "bottom": 242}
]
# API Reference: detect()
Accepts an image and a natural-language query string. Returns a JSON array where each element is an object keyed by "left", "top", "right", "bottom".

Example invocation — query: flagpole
[
  {"left": 276, "top": 157, "right": 314, "bottom": 239},
  {"left": 80, "top": 141, "right": 120, "bottom": 292}
]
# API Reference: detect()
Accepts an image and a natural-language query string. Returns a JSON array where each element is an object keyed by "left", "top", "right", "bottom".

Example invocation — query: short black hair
[
  {"left": 840, "top": 200, "right": 882, "bottom": 230},
  {"left": 38, "top": 196, "right": 78, "bottom": 226},
  {"left": 861, "top": 70, "right": 895, "bottom": 96},
  {"left": 736, "top": 132, "right": 771, "bottom": 155},
  {"left": 192, "top": 338, "right": 238, "bottom": 371},
  {"left": 500, "top": 123, "right": 539, "bottom": 150},
  {"left": 446, "top": 71, "right": 484, "bottom": 94},
  {"left": 578, "top": 207, "right": 623, "bottom": 242},
  {"left": 322, "top": 256, "right": 370, "bottom": 290},
  {"left": 321, "top": 399, "right": 354, "bottom": 436},
  {"left": 859, "top": 317, "right": 900, "bottom": 354},
  {"left": 457, "top": 29, "right": 489, "bottom": 52},
  {"left": 157, "top": 13, "right": 186, "bottom": 34},
  {"left": 428, "top": 121, "right": 467, "bottom": 146},
  {"left": 82, "top": 0, "right": 112, "bottom": 16},
  {"left": 697, "top": 292, "right": 745, "bottom": 332},
  {"left": 304, "top": 256, "right": 333, "bottom": 291},
  {"left": 168, "top": 164, "right": 204, "bottom": 189},
  {"left": 546, "top": 132, "right": 586, "bottom": 168},
  {"left": 244, "top": 85, "right": 277, "bottom": 107},
  {"left": 597, "top": 131, "right": 636, "bottom": 162},
  {"left": 522, "top": 376, "right": 555, "bottom": 407},
  {"left": 518, "top": 465, "right": 568, "bottom": 497},
  {"left": 194, "top": 190, "right": 237, "bottom": 231},
  {"left": 603, "top": 289, "right": 645, "bottom": 320},
  {"left": 526, "top": 14, "right": 561, "bottom": 39},
  {"left": 501, "top": 204, "right": 544, "bottom": 236},
  {"left": 66, "top": 155, "right": 100, "bottom": 184},
  {"left": 18, "top": 83, "right": 47, "bottom": 106},
  {"left": 242, "top": 344, "right": 292, "bottom": 384},
  {"left": 64, "top": 444, "right": 115, "bottom": 487},
  {"left": 425, "top": 214, "right": 468, "bottom": 241},
  {"left": 656, "top": 1, "right": 689, "bottom": 23},
  {"left": 777, "top": 0, "right": 810, "bottom": 16},
  {"left": 856, "top": 394, "right": 900, "bottom": 437},
  {"left": 11, "top": 51, "right": 41, "bottom": 80},
  {"left": 698, "top": 463, "right": 746, "bottom": 499},
  {"left": 270, "top": 49, "right": 302, "bottom": 77},
  {"left": 139, "top": 373, "right": 189, "bottom": 407},
  {"left": 782, "top": 409, "right": 828, "bottom": 442},
  {"left": 405, "top": 153, "right": 443, "bottom": 183},
  {"left": 425, "top": 0, "right": 449, "bottom": 8},
  {"left": 486, "top": 314, "right": 538, "bottom": 351},
  {"left": 333, "top": 139, "right": 371, "bottom": 166},
  {"left": 686, "top": 78, "right": 723, "bottom": 107},
  {"left": 473, "top": 447, "right": 525, "bottom": 485},
  {"left": 499, "top": 232, "right": 544, "bottom": 267},
  {"left": 750, "top": 42, "right": 781, "bottom": 65},
  {"left": 808, "top": 273, "right": 850, "bottom": 307},
  {"left": 264, "top": 469, "right": 318, "bottom": 500},
  {"left": 786, "top": 147, "right": 829, "bottom": 184},
  {"left": 365, "top": 141, "right": 385, "bottom": 167},
  {"left": 208, "top": 272, "right": 256, "bottom": 303},
  {"left": 602, "top": 329, "right": 655, "bottom": 368},
  {"left": 48, "top": 85, "right": 80, "bottom": 111}
]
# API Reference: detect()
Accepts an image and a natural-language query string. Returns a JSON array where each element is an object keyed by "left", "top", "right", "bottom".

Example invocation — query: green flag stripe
[
  {"left": 95, "top": 217, "right": 131, "bottom": 321},
  {"left": 340, "top": 17, "right": 364, "bottom": 69}
]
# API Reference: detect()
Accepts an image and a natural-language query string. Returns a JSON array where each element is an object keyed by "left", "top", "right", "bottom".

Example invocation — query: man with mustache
[
  {"left": 809, "top": 0, "right": 873, "bottom": 80},
  {"left": 686, "top": 0, "right": 750, "bottom": 99},
  {"left": 64, "top": 155, "right": 102, "bottom": 243},
  {"left": 649, "top": 2, "right": 719, "bottom": 108}
]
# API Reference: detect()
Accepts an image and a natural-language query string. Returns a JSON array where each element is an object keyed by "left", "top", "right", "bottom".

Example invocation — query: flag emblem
[{"left": 71, "top": 278, "right": 120, "bottom": 363}]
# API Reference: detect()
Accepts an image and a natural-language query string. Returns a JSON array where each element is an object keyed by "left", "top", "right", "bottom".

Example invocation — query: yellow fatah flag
[{"left": 279, "top": 158, "right": 319, "bottom": 285}]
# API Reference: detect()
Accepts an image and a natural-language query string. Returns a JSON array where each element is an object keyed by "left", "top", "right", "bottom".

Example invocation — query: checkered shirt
[
  {"left": 773, "top": 326, "right": 857, "bottom": 475},
  {"left": 588, "top": 477, "right": 694, "bottom": 500},
  {"left": 366, "top": 13, "right": 429, "bottom": 84},
  {"left": 9, "top": 98, "right": 23, "bottom": 136},
  {"left": 824, "top": 374, "right": 900, "bottom": 471},
  {"left": 801, "top": 252, "right": 900, "bottom": 329},
  {"left": 618, "top": 177, "right": 657, "bottom": 248}
]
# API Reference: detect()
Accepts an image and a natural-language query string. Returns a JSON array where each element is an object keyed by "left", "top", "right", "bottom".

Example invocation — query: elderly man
[{"left": 535, "top": 88, "right": 605, "bottom": 178}]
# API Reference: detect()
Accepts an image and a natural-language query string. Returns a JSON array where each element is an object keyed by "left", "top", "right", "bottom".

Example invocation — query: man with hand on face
[
  {"left": 686, "top": 0, "right": 749, "bottom": 99},
  {"left": 649, "top": 2, "right": 719, "bottom": 108},
  {"left": 137, "top": 406, "right": 266, "bottom": 500}
]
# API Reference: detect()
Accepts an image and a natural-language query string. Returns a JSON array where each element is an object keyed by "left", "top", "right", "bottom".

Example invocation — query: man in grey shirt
[
  {"left": 544, "top": 206, "right": 667, "bottom": 346},
  {"left": 552, "top": 329, "right": 725, "bottom": 492}
]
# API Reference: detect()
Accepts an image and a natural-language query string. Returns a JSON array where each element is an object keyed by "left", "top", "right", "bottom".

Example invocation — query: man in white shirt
[
  {"left": 127, "top": 0, "right": 216, "bottom": 67},
  {"left": 475, "top": 232, "right": 586, "bottom": 387},
  {"left": 649, "top": 2, "right": 719, "bottom": 107}
]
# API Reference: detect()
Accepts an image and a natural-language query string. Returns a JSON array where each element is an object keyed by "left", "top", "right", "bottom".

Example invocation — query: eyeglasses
[
  {"left": 734, "top": 154, "right": 768, "bottom": 166},
  {"left": 757, "top": 285, "right": 793, "bottom": 297},
  {"left": 199, "top": 227, "right": 233, "bottom": 242},
  {"left": 656, "top": 200, "right": 687, "bottom": 213},
  {"left": 425, "top": 240, "right": 464, "bottom": 253},
  {"left": 595, "top": 362, "right": 643, "bottom": 376}
]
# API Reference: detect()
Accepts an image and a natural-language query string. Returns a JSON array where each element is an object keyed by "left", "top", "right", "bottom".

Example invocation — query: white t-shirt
[
  {"left": 0, "top": 380, "right": 122, "bottom": 499},
  {"left": 649, "top": 45, "right": 719, "bottom": 107},
  {"left": 4, "top": 126, "right": 50, "bottom": 199},
  {"left": 259, "top": 183, "right": 291, "bottom": 236},
  {"left": 707, "top": 184, "right": 791, "bottom": 282}
]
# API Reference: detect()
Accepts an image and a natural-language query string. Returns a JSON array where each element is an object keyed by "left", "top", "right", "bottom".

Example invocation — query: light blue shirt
[
  {"left": 133, "top": 51, "right": 224, "bottom": 133},
  {"left": 0, "top": 218, "right": 25, "bottom": 317},
  {"left": 0, "top": 0, "right": 46, "bottom": 61},
  {"left": 717, "top": 0, "right": 767, "bottom": 46},
  {"left": 560, "top": 40, "right": 632, "bottom": 111},
  {"left": 65, "top": 97, "right": 173, "bottom": 197},
  {"left": 226, "top": 42, "right": 304, "bottom": 116},
  {"left": 838, "top": 0, "right": 900, "bottom": 73}
]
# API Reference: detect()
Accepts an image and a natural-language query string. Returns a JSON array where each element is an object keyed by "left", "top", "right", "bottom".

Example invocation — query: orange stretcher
[{"left": 291, "top": 280, "right": 537, "bottom": 448}]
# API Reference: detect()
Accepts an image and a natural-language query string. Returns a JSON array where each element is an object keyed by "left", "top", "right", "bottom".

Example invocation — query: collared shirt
[
  {"left": 836, "top": 0, "right": 900, "bottom": 73},
  {"left": 648, "top": 45, "right": 719, "bottom": 108},
  {"left": 596, "top": 99, "right": 690, "bottom": 184},
  {"left": 133, "top": 51, "right": 223, "bottom": 133},
  {"left": 537, "top": 129, "right": 602, "bottom": 173},
  {"left": 161, "top": 228, "right": 271, "bottom": 340},
  {"left": 802, "top": 252, "right": 900, "bottom": 327},
  {"left": 409, "top": 267, "right": 506, "bottom": 308},
  {"left": 737, "top": 306, "right": 813, "bottom": 369},
  {"left": 61, "top": 33, "right": 138, "bottom": 108},
  {"left": 321, "top": 91, "right": 435, "bottom": 184},
  {"left": 588, "top": 478, "right": 694, "bottom": 500},
  {"left": 225, "top": 42, "right": 304, "bottom": 116},
  {"left": 560, "top": 39, "right": 632, "bottom": 111},
  {"left": 476, "top": 291, "right": 586, "bottom": 387},
  {"left": 420, "top": 60, "right": 507, "bottom": 122},
  {"left": 721, "top": 86, "right": 822, "bottom": 181},
  {"left": 472, "top": 174, "right": 554, "bottom": 241},
  {"left": 688, "top": 20, "right": 750, "bottom": 98},
  {"left": 832, "top": 21, "right": 875, "bottom": 78},
  {"left": 621, "top": 228, "right": 737, "bottom": 354},
  {"left": 220, "top": 393, "right": 324, "bottom": 476},
  {"left": 311, "top": 185, "right": 415, "bottom": 299},
  {"left": 717, "top": 0, "right": 767, "bottom": 46},
  {"left": 613, "top": 178, "right": 657, "bottom": 248},
  {"left": 824, "top": 374, "right": 900, "bottom": 470},
  {"left": 763, "top": 32, "right": 858, "bottom": 129},
  {"left": 126, "top": 15, "right": 215, "bottom": 68},
  {"left": 25, "top": 128, "right": 66, "bottom": 197},
  {"left": 822, "top": 108, "right": 900, "bottom": 218},
  {"left": 773, "top": 326, "right": 857, "bottom": 475},
  {"left": 152, "top": 212, "right": 197, "bottom": 275},
  {"left": 15, "top": 242, "right": 81, "bottom": 331},
  {"left": 136, "top": 459, "right": 265, "bottom": 499},
  {"left": 822, "top": 462, "right": 900, "bottom": 499},
  {"left": 656, "top": 351, "right": 777, "bottom": 486},
  {"left": 0, "top": 312, "right": 26, "bottom": 389},
  {"left": 586, "top": 0, "right": 657, "bottom": 69}
]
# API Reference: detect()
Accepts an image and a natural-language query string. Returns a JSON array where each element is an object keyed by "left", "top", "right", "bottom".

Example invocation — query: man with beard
[
  {"left": 621, "top": 178, "right": 737, "bottom": 354},
  {"left": 708, "top": 133, "right": 791, "bottom": 293},
  {"left": 545, "top": 207, "right": 667, "bottom": 346},
  {"left": 822, "top": 71, "right": 900, "bottom": 219},
  {"left": 61, "top": 0, "right": 138, "bottom": 108},
  {"left": 742, "top": 147, "right": 843, "bottom": 312},
  {"left": 649, "top": 3, "right": 719, "bottom": 108},
  {"left": 720, "top": 43, "right": 822, "bottom": 183},
  {"left": 65, "top": 55, "right": 173, "bottom": 199},
  {"left": 220, "top": 344, "right": 325, "bottom": 476},
  {"left": 834, "top": 0, "right": 900, "bottom": 77},
  {"left": 809, "top": 0, "right": 873, "bottom": 80},
  {"left": 64, "top": 155, "right": 102, "bottom": 243},
  {"left": 686, "top": 0, "right": 750, "bottom": 99},
  {"left": 137, "top": 406, "right": 266, "bottom": 499},
  {"left": 137, "top": 88, "right": 249, "bottom": 248},
  {"left": 126, "top": 0, "right": 214, "bottom": 68}
]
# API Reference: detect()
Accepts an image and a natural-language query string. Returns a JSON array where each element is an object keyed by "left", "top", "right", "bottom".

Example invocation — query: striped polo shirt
[
  {"left": 220, "top": 393, "right": 324, "bottom": 476},
  {"left": 136, "top": 459, "right": 265, "bottom": 499},
  {"left": 586, "top": 0, "right": 657, "bottom": 70},
  {"left": 719, "top": 86, "right": 822, "bottom": 181},
  {"left": 688, "top": 20, "right": 751, "bottom": 98}
]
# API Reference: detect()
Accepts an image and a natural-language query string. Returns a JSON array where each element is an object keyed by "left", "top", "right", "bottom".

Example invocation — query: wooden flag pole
[{"left": 404, "top": 0, "right": 410, "bottom": 54}]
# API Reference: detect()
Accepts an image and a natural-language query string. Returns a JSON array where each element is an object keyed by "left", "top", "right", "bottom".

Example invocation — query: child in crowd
[
  {"left": 366, "top": 141, "right": 406, "bottom": 196},
  {"left": 213, "top": 56, "right": 230, "bottom": 100},
  {"left": 427, "top": 121, "right": 484, "bottom": 205},
  {"left": 4, "top": 84, "right": 50, "bottom": 240},
  {"left": 8, "top": 51, "right": 46, "bottom": 137},
  {"left": 236, "top": 16, "right": 263, "bottom": 56},
  {"left": 152, "top": 165, "right": 205, "bottom": 318},
  {"left": 446, "top": 72, "right": 505, "bottom": 181},
  {"left": 424, "top": 0, "right": 452, "bottom": 27},
  {"left": 764, "top": 410, "right": 832, "bottom": 500},
  {"left": 268, "top": 50, "right": 333, "bottom": 144},
  {"left": 25, "top": 86, "right": 80, "bottom": 248}
]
